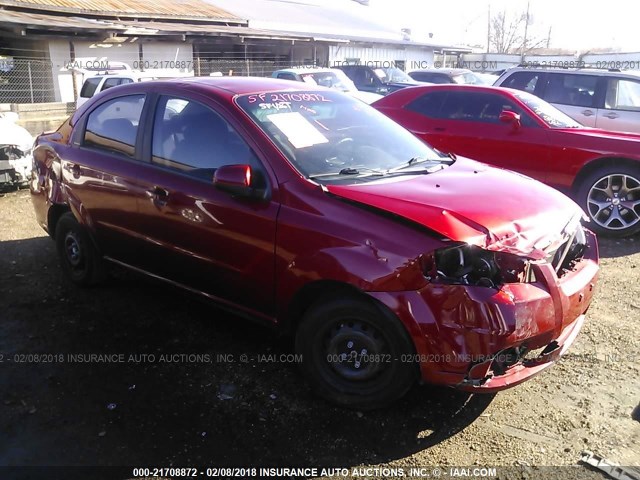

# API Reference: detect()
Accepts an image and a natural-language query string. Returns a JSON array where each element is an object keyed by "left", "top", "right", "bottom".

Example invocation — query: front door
[{"left": 131, "top": 94, "right": 279, "bottom": 315}]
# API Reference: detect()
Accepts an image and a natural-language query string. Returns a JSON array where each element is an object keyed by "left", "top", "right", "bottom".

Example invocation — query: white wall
[
  {"left": 48, "top": 40, "right": 194, "bottom": 102},
  {"left": 329, "top": 45, "right": 434, "bottom": 70}
]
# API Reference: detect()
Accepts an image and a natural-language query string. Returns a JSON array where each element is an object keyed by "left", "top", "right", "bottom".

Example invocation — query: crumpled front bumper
[
  {"left": 0, "top": 155, "right": 32, "bottom": 187},
  {"left": 369, "top": 228, "right": 599, "bottom": 392}
]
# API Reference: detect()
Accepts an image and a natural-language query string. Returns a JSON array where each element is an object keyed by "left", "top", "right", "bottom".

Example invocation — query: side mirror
[
  {"left": 213, "top": 164, "right": 254, "bottom": 197},
  {"left": 499, "top": 110, "right": 521, "bottom": 130}
]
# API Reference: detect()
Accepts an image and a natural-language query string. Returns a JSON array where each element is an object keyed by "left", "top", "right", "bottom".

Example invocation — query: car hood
[
  {"left": 347, "top": 90, "right": 384, "bottom": 104},
  {"left": 325, "top": 158, "right": 583, "bottom": 259},
  {"left": 0, "top": 120, "right": 33, "bottom": 150}
]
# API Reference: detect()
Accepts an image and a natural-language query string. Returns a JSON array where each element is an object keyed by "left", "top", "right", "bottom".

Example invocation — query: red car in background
[
  {"left": 31, "top": 78, "right": 598, "bottom": 408},
  {"left": 373, "top": 85, "right": 640, "bottom": 237}
]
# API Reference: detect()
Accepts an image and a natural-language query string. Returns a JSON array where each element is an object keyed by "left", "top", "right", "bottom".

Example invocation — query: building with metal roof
[{"left": 0, "top": 0, "right": 468, "bottom": 105}]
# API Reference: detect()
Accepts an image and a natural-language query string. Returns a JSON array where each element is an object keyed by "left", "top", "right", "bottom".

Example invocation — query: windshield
[
  {"left": 374, "top": 67, "right": 414, "bottom": 84},
  {"left": 513, "top": 90, "right": 583, "bottom": 128},
  {"left": 236, "top": 91, "right": 447, "bottom": 184},
  {"left": 299, "top": 70, "right": 356, "bottom": 93}
]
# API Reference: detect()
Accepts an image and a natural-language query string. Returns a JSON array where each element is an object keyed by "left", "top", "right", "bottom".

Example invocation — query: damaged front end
[
  {"left": 0, "top": 144, "right": 32, "bottom": 189},
  {"left": 420, "top": 218, "right": 598, "bottom": 391}
]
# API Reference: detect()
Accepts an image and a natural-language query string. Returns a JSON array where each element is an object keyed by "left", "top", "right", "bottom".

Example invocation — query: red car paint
[
  {"left": 30, "top": 78, "right": 599, "bottom": 399},
  {"left": 373, "top": 84, "right": 640, "bottom": 192}
]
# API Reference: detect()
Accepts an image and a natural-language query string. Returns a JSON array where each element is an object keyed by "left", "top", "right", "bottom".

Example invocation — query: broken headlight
[
  {"left": 0, "top": 145, "right": 29, "bottom": 161},
  {"left": 423, "top": 244, "right": 531, "bottom": 288}
]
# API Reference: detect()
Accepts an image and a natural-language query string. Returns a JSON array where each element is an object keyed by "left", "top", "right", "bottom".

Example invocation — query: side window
[
  {"left": 101, "top": 78, "right": 122, "bottom": 91},
  {"left": 605, "top": 78, "right": 640, "bottom": 111},
  {"left": 151, "top": 96, "right": 261, "bottom": 181},
  {"left": 80, "top": 77, "right": 102, "bottom": 98},
  {"left": 501, "top": 71, "right": 542, "bottom": 94},
  {"left": 83, "top": 94, "right": 145, "bottom": 157},
  {"left": 276, "top": 73, "right": 297, "bottom": 81},
  {"left": 407, "top": 91, "right": 448, "bottom": 117},
  {"left": 437, "top": 92, "right": 537, "bottom": 126},
  {"left": 544, "top": 73, "right": 598, "bottom": 107},
  {"left": 438, "top": 92, "right": 488, "bottom": 121}
]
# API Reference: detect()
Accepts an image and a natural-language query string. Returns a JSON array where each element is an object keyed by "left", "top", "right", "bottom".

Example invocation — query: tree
[{"left": 489, "top": 4, "right": 546, "bottom": 54}]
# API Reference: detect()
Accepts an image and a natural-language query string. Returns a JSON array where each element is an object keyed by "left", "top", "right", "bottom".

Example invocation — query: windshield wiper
[
  {"left": 309, "top": 167, "right": 385, "bottom": 180},
  {"left": 387, "top": 156, "right": 442, "bottom": 173}
]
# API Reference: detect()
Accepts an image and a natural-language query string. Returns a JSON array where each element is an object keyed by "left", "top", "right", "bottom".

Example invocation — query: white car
[
  {"left": 77, "top": 69, "right": 192, "bottom": 108},
  {"left": 272, "top": 67, "right": 383, "bottom": 104},
  {"left": 494, "top": 67, "right": 640, "bottom": 134},
  {"left": 0, "top": 112, "right": 32, "bottom": 189},
  {"left": 77, "top": 74, "right": 138, "bottom": 108}
]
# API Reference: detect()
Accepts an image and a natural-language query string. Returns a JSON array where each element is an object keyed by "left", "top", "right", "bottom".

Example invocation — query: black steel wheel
[
  {"left": 295, "top": 295, "right": 417, "bottom": 409},
  {"left": 55, "top": 212, "right": 106, "bottom": 286}
]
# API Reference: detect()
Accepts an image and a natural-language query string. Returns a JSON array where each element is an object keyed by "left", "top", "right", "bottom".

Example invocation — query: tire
[
  {"left": 55, "top": 212, "right": 106, "bottom": 286},
  {"left": 295, "top": 295, "right": 417, "bottom": 409},
  {"left": 576, "top": 165, "right": 640, "bottom": 237}
]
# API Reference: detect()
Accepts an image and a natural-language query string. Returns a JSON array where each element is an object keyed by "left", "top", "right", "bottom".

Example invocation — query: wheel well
[
  {"left": 572, "top": 157, "right": 640, "bottom": 194},
  {"left": 47, "top": 204, "right": 71, "bottom": 238},
  {"left": 283, "top": 281, "right": 368, "bottom": 335}
]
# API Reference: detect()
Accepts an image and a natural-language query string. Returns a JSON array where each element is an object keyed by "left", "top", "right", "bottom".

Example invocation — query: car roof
[
  {"left": 274, "top": 67, "right": 337, "bottom": 75},
  {"left": 409, "top": 68, "right": 472, "bottom": 75},
  {"left": 91, "top": 76, "right": 328, "bottom": 98},
  {"left": 373, "top": 83, "right": 517, "bottom": 108},
  {"left": 503, "top": 67, "right": 640, "bottom": 78}
]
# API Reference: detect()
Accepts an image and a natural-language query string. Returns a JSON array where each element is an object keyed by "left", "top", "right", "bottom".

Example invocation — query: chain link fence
[
  {"left": 195, "top": 57, "right": 318, "bottom": 77},
  {"left": 0, "top": 58, "right": 56, "bottom": 104},
  {"left": 0, "top": 55, "right": 327, "bottom": 105}
]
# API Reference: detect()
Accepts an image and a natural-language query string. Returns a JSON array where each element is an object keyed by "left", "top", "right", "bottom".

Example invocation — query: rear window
[{"left": 80, "top": 77, "right": 102, "bottom": 98}]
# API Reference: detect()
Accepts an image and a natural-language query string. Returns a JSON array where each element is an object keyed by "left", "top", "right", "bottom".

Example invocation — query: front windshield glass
[
  {"left": 236, "top": 90, "right": 447, "bottom": 184},
  {"left": 374, "top": 67, "right": 414, "bottom": 84},
  {"left": 512, "top": 90, "right": 583, "bottom": 128},
  {"left": 299, "top": 70, "right": 356, "bottom": 92}
]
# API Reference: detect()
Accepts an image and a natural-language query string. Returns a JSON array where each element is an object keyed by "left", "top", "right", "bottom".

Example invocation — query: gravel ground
[{"left": 0, "top": 189, "right": 638, "bottom": 479}]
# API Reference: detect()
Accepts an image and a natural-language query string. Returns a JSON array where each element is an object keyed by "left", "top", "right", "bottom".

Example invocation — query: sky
[{"left": 368, "top": 0, "right": 639, "bottom": 52}]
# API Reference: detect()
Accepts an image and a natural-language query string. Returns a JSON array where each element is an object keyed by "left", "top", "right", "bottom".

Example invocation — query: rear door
[
  {"left": 65, "top": 93, "right": 149, "bottom": 262},
  {"left": 596, "top": 76, "right": 640, "bottom": 133},
  {"left": 539, "top": 72, "right": 603, "bottom": 127}
]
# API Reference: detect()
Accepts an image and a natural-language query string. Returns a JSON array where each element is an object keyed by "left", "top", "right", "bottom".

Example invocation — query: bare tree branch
[{"left": 489, "top": 8, "right": 546, "bottom": 54}]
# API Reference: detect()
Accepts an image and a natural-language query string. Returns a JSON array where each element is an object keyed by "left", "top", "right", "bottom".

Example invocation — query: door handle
[
  {"left": 145, "top": 186, "right": 169, "bottom": 207},
  {"left": 603, "top": 112, "right": 619, "bottom": 119},
  {"left": 581, "top": 110, "right": 594, "bottom": 117},
  {"left": 433, "top": 127, "right": 446, "bottom": 132}
]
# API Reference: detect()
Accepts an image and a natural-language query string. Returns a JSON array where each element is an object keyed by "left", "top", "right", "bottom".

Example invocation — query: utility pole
[
  {"left": 521, "top": 0, "right": 530, "bottom": 56},
  {"left": 487, "top": 3, "right": 491, "bottom": 53},
  {"left": 547, "top": 25, "right": 552, "bottom": 49}
]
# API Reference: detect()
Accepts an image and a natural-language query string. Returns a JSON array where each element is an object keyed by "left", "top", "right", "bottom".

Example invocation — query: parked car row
[
  {"left": 31, "top": 77, "right": 600, "bottom": 409},
  {"left": 373, "top": 84, "right": 640, "bottom": 237}
]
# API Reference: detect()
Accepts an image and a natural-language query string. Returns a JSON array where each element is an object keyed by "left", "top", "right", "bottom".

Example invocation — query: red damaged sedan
[
  {"left": 373, "top": 84, "right": 640, "bottom": 237},
  {"left": 31, "top": 78, "right": 598, "bottom": 408}
]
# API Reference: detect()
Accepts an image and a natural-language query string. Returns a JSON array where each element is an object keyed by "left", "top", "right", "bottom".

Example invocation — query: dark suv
[
  {"left": 335, "top": 65, "right": 420, "bottom": 95},
  {"left": 30, "top": 77, "right": 598, "bottom": 408}
]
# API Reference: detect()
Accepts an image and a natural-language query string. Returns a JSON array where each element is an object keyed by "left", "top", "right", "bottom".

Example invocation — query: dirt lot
[{"left": 0, "top": 189, "right": 638, "bottom": 478}]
